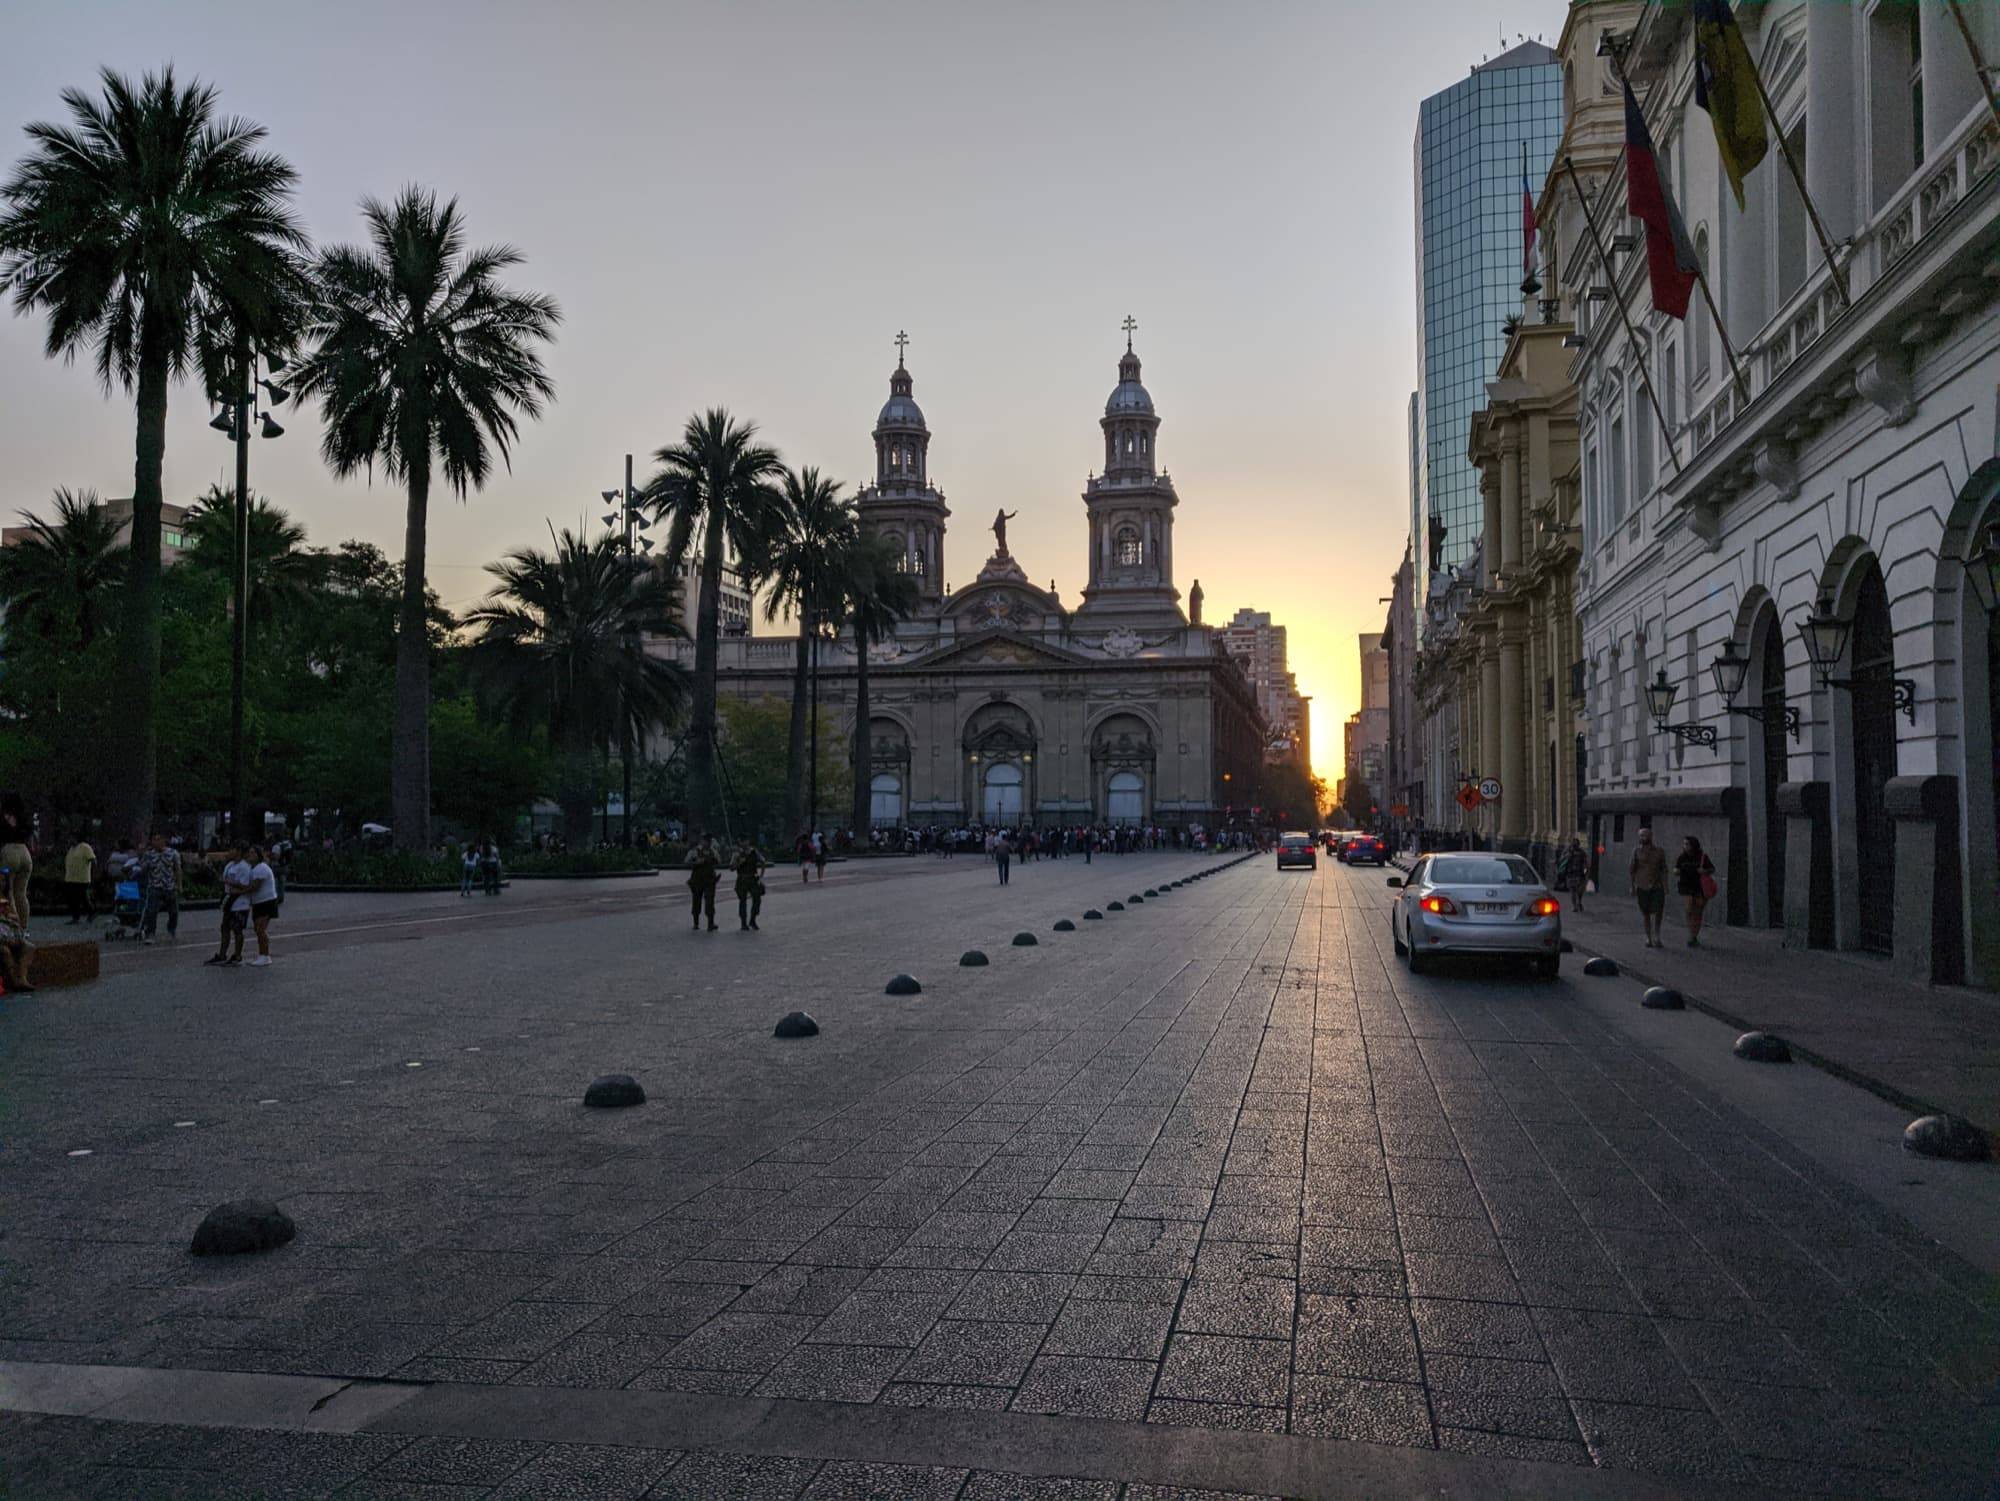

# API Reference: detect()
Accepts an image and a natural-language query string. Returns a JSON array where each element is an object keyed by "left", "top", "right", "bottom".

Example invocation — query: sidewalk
[{"left": 1393, "top": 855, "right": 2000, "bottom": 1137}]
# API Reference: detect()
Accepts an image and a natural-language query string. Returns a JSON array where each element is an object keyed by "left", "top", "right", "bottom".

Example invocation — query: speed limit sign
[{"left": 1478, "top": 777, "right": 1502, "bottom": 801}]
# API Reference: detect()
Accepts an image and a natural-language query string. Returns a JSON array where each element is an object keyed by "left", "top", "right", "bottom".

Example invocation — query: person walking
[
  {"left": 812, "top": 830, "right": 828, "bottom": 883},
  {"left": 139, "top": 831, "right": 182, "bottom": 944},
  {"left": 64, "top": 834, "right": 96, "bottom": 924},
  {"left": 994, "top": 831, "right": 1012, "bottom": 886},
  {"left": 241, "top": 845, "right": 280, "bottom": 966},
  {"left": 460, "top": 844, "right": 478, "bottom": 897},
  {"left": 734, "top": 843, "right": 768, "bottom": 930},
  {"left": 206, "top": 843, "right": 253, "bottom": 966},
  {"left": 0, "top": 889, "right": 34, "bottom": 993},
  {"left": 687, "top": 836, "right": 720, "bottom": 932},
  {"left": 795, "top": 830, "right": 815, "bottom": 882},
  {"left": 0, "top": 795, "right": 33, "bottom": 927},
  {"left": 1556, "top": 837, "right": 1589, "bottom": 913},
  {"left": 1629, "top": 827, "right": 1668, "bottom": 949},
  {"left": 480, "top": 840, "right": 502, "bottom": 896},
  {"left": 1676, "top": 836, "right": 1717, "bottom": 947}
]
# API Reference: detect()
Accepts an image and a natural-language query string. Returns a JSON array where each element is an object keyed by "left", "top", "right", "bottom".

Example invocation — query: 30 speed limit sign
[{"left": 1477, "top": 777, "right": 1502, "bottom": 801}]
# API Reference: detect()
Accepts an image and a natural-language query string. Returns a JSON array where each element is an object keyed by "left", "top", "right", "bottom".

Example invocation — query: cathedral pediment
[{"left": 905, "top": 628, "right": 1087, "bottom": 671}]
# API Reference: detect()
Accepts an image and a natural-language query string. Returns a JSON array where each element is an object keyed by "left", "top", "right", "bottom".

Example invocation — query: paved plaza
[{"left": 1, "top": 853, "right": 1996, "bottom": 1499}]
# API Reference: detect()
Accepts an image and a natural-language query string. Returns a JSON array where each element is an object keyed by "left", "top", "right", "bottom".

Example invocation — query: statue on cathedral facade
[{"left": 992, "top": 508, "right": 1018, "bottom": 555}]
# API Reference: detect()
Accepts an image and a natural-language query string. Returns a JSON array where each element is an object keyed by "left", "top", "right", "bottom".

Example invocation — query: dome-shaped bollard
[
  {"left": 1733, "top": 1031, "right": 1791, "bottom": 1063},
  {"left": 191, "top": 1199, "right": 296, "bottom": 1257},
  {"left": 774, "top": 1011, "right": 820, "bottom": 1038},
  {"left": 1143, "top": 888, "right": 1159, "bottom": 897},
  {"left": 1012, "top": 932, "right": 1039, "bottom": 947},
  {"left": 1902, "top": 1115, "right": 1990, "bottom": 1162},
  {"left": 1083, "top": 909, "right": 1103, "bottom": 920},
  {"left": 1053, "top": 919, "right": 1076, "bottom": 932},
  {"left": 1581, "top": 956, "right": 1619, "bottom": 977},
  {"left": 960, "top": 950, "right": 989, "bottom": 967},
  {"left": 583, "top": 1074, "right": 646, "bottom": 1108},
  {"left": 1107, "top": 901, "right": 1125, "bottom": 911},
  {"left": 1640, "top": 986, "right": 1684, "bottom": 1011},
  {"left": 1128, "top": 894, "right": 1145, "bottom": 904},
  {"left": 885, "top": 974, "right": 922, "bottom": 996}
]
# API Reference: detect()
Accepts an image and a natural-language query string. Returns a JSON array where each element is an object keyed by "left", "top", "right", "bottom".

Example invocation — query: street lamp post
[
  {"left": 1709, "top": 639, "right": 1801, "bottom": 742},
  {"left": 1644, "top": 669, "right": 1718, "bottom": 747},
  {"left": 601, "top": 455, "right": 652, "bottom": 845}
]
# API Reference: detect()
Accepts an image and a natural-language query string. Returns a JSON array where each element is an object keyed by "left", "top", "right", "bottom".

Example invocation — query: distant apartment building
[
  {"left": 1222, "top": 606, "right": 1310, "bottom": 765},
  {"left": 1, "top": 496, "right": 194, "bottom": 566}
]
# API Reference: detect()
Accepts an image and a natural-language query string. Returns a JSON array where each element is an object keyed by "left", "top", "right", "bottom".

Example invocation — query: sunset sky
[{"left": 0, "top": 0, "right": 1558, "bottom": 783}]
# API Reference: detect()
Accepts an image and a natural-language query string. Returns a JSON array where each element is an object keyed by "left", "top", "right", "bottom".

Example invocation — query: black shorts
[
  {"left": 251, "top": 899, "right": 281, "bottom": 922},
  {"left": 1635, "top": 888, "right": 1665, "bottom": 916}
]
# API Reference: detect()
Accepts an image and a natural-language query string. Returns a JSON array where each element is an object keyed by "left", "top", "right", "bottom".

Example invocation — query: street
[{"left": 1, "top": 853, "right": 1995, "bottom": 1499}]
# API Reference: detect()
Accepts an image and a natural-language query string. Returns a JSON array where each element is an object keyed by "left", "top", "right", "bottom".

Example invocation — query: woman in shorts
[{"left": 244, "top": 845, "right": 281, "bottom": 967}]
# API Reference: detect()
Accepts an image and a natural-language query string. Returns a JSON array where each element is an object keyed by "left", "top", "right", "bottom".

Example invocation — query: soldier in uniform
[
  {"left": 734, "top": 843, "right": 768, "bottom": 931},
  {"left": 687, "top": 837, "right": 720, "bottom": 932}
]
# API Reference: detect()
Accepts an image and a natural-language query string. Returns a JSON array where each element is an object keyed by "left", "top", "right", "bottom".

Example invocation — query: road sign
[
  {"left": 1390, "top": 803, "right": 1409, "bottom": 818},
  {"left": 1477, "top": 777, "right": 1502, "bottom": 801},
  {"left": 1456, "top": 785, "right": 1483, "bottom": 812}
]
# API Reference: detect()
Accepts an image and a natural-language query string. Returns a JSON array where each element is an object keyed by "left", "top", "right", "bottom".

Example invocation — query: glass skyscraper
[{"left": 1412, "top": 41, "right": 1562, "bottom": 610}]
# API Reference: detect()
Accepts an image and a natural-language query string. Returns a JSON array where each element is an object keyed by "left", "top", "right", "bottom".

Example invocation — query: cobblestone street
[{"left": 2, "top": 853, "right": 1996, "bottom": 1498}]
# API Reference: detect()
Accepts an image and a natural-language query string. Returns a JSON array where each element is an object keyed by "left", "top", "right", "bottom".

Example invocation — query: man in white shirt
[
  {"left": 243, "top": 845, "right": 280, "bottom": 966},
  {"left": 206, "top": 844, "right": 253, "bottom": 967}
]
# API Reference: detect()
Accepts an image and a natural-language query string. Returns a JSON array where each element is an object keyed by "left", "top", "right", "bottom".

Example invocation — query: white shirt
[
  {"left": 223, "top": 860, "right": 254, "bottom": 912},
  {"left": 245, "top": 862, "right": 278, "bottom": 906}
]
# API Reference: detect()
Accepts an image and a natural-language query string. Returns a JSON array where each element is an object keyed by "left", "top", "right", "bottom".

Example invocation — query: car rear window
[
  {"left": 1280, "top": 836, "right": 1311, "bottom": 849},
  {"left": 1429, "top": 857, "right": 1539, "bottom": 885}
]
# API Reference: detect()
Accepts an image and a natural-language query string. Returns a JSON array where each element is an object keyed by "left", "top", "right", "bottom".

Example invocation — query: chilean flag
[
  {"left": 1623, "top": 79, "right": 1698, "bottom": 320},
  {"left": 1521, "top": 143, "right": 1537, "bottom": 277}
]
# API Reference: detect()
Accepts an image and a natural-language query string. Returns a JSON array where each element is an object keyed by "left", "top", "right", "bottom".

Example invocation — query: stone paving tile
[
  {"left": 959, "top": 1474, "right": 1120, "bottom": 1500},
  {"left": 753, "top": 1343, "right": 912, "bottom": 1402},
  {"left": 796, "top": 1459, "right": 969, "bottom": 1499},
  {"left": 1154, "top": 1333, "right": 1290, "bottom": 1408},
  {"left": 1011, "top": 1354, "right": 1157, "bottom": 1419},
  {"left": 946, "top": 1270, "right": 1075, "bottom": 1324},
  {"left": 1290, "top": 1374, "right": 1436, "bottom": 1445},
  {"left": 895, "top": 1319, "right": 1048, "bottom": 1386},
  {"left": 1042, "top": 1299, "right": 1175, "bottom": 1360},
  {"left": 642, "top": 1451, "right": 819, "bottom": 1499}
]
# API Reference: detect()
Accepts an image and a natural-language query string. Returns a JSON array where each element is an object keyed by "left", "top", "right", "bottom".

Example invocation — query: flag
[
  {"left": 1623, "top": 79, "right": 1699, "bottom": 320},
  {"left": 1521, "top": 142, "right": 1537, "bottom": 277},
  {"left": 1692, "top": 0, "right": 1769, "bottom": 210}
]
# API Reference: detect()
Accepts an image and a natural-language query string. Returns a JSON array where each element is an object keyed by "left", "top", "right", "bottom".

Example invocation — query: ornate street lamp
[
  {"left": 1709, "top": 640, "right": 1800, "bottom": 742},
  {"left": 1966, "top": 517, "right": 2000, "bottom": 615},
  {"left": 1797, "top": 597, "right": 1851, "bottom": 688},
  {"left": 1645, "top": 669, "right": 1717, "bottom": 747}
]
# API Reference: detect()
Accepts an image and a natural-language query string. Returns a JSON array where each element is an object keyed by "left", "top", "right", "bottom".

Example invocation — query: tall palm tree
[
  {"left": 464, "top": 528, "right": 686, "bottom": 846},
  {"left": 293, "top": 189, "right": 560, "bottom": 849},
  {"left": 0, "top": 67, "right": 307, "bottom": 837},
  {"left": 838, "top": 530, "right": 922, "bottom": 837},
  {"left": 641, "top": 409, "right": 785, "bottom": 834},
  {"left": 181, "top": 485, "right": 316, "bottom": 631},
  {"left": 763, "top": 467, "right": 856, "bottom": 836},
  {"left": 0, "top": 488, "right": 127, "bottom": 648}
]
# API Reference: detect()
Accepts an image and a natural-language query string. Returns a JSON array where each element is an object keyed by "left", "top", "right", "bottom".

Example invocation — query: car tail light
[
  {"left": 1420, "top": 894, "right": 1458, "bottom": 915},
  {"left": 1529, "top": 896, "right": 1561, "bottom": 916}
]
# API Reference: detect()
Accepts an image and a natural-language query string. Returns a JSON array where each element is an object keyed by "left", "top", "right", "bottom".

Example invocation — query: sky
[{"left": 0, "top": 0, "right": 1557, "bottom": 783}]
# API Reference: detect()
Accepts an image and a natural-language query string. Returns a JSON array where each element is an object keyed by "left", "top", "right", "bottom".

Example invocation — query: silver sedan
[{"left": 1387, "top": 852, "right": 1564, "bottom": 978}]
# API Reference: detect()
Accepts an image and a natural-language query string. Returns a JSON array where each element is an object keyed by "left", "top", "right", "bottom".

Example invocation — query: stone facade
[
  {"left": 653, "top": 343, "right": 1267, "bottom": 831},
  {"left": 1565, "top": 0, "right": 2000, "bottom": 983}
]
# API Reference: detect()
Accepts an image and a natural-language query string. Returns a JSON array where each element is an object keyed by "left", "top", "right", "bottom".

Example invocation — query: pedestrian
[
  {"left": 812, "top": 830, "right": 829, "bottom": 883},
  {"left": 795, "top": 830, "right": 814, "bottom": 882},
  {"left": 994, "top": 831, "right": 1012, "bottom": 885},
  {"left": 64, "top": 832, "right": 96, "bottom": 924},
  {"left": 1629, "top": 827, "right": 1668, "bottom": 949},
  {"left": 139, "top": 831, "right": 182, "bottom": 944},
  {"left": 0, "top": 890, "right": 34, "bottom": 993},
  {"left": 734, "top": 842, "right": 768, "bottom": 930},
  {"left": 206, "top": 843, "right": 253, "bottom": 966},
  {"left": 460, "top": 844, "right": 477, "bottom": 897},
  {"left": 243, "top": 844, "right": 280, "bottom": 966},
  {"left": 0, "top": 793, "right": 33, "bottom": 927},
  {"left": 1676, "top": 835, "right": 1717, "bottom": 947},
  {"left": 1556, "top": 836, "right": 1589, "bottom": 913},
  {"left": 687, "top": 836, "right": 720, "bottom": 932},
  {"left": 480, "top": 840, "right": 502, "bottom": 896}
]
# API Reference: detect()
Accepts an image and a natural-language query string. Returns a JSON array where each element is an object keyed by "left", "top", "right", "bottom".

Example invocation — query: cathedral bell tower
[
  {"left": 854, "top": 332, "right": 949, "bottom": 605},
  {"left": 1076, "top": 319, "right": 1182, "bottom": 627}
]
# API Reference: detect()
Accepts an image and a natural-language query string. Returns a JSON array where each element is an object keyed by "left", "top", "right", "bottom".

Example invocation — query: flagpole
[
  {"left": 1945, "top": 0, "right": 2000, "bottom": 130},
  {"left": 1735, "top": 54, "right": 1850, "bottom": 306},
  {"left": 1562, "top": 155, "right": 1684, "bottom": 477}
]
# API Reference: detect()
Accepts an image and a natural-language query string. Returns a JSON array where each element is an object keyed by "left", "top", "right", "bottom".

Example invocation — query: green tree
[
  {"left": 640, "top": 409, "right": 785, "bottom": 836},
  {"left": 463, "top": 528, "right": 687, "bottom": 847},
  {"left": 0, "top": 488, "right": 126, "bottom": 648},
  {"left": 293, "top": 188, "right": 560, "bottom": 850},
  {"left": 179, "top": 485, "right": 317, "bottom": 632},
  {"left": 716, "top": 696, "right": 850, "bottom": 847},
  {"left": 837, "top": 530, "right": 921, "bottom": 835},
  {"left": 763, "top": 467, "right": 856, "bottom": 837},
  {"left": 0, "top": 66, "right": 307, "bottom": 836}
]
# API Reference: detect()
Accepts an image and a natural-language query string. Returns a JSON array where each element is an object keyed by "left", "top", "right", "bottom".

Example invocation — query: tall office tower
[{"left": 1411, "top": 40, "right": 1562, "bottom": 609}]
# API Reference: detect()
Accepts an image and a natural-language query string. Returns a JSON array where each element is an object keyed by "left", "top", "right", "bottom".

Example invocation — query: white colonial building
[{"left": 1563, "top": 0, "right": 2000, "bottom": 983}]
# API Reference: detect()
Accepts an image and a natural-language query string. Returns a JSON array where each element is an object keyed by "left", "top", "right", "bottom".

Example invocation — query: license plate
[{"left": 1472, "top": 902, "right": 1513, "bottom": 914}]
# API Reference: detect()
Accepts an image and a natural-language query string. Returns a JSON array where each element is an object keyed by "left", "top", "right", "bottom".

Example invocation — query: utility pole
[
  {"left": 621, "top": 451, "right": 636, "bottom": 847},
  {"left": 229, "top": 333, "right": 251, "bottom": 845}
]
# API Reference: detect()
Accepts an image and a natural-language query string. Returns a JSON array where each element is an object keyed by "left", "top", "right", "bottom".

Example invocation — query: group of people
[
  {"left": 683, "top": 837, "right": 770, "bottom": 932},
  {"left": 457, "top": 841, "right": 503, "bottom": 896},
  {"left": 1547, "top": 829, "right": 1717, "bottom": 947}
]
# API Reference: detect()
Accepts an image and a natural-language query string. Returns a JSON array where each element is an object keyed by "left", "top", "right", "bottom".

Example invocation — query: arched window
[
  {"left": 1107, "top": 771, "right": 1144, "bottom": 824},
  {"left": 870, "top": 772, "right": 903, "bottom": 826},
  {"left": 1115, "top": 527, "right": 1143, "bottom": 567}
]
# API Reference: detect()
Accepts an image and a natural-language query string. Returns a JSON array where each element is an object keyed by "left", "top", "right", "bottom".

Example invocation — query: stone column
[
  {"left": 1920, "top": 1, "right": 1983, "bottom": 159},
  {"left": 1479, "top": 648, "right": 1502, "bottom": 845},
  {"left": 1499, "top": 637, "right": 1527, "bottom": 843},
  {"left": 1886, "top": 774, "right": 1964, "bottom": 984},
  {"left": 1481, "top": 474, "right": 1502, "bottom": 581},
  {"left": 1805, "top": 1, "right": 1856, "bottom": 242},
  {"left": 1780, "top": 781, "right": 1833, "bottom": 949},
  {"left": 1500, "top": 439, "right": 1524, "bottom": 572}
]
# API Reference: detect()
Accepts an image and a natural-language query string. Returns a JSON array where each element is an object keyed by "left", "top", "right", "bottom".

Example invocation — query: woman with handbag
[
  {"left": 733, "top": 843, "right": 768, "bottom": 931},
  {"left": 1675, "top": 836, "right": 1717, "bottom": 947}
]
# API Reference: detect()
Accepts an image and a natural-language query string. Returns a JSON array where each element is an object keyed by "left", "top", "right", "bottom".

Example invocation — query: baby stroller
[{"left": 106, "top": 878, "right": 145, "bottom": 942}]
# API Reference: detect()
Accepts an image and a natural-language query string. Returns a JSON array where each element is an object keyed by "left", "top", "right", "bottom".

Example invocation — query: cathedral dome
[
  {"left": 1105, "top": 349, "right": 1154, "bottom": 415},
  {"left": 879, "top": 365, "right": 927, "bottom": 429}
]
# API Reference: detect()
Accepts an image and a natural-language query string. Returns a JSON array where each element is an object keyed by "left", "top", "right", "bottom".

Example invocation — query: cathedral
[{"left": 678, "top": 336, "right": 1267, "bottom": 830}]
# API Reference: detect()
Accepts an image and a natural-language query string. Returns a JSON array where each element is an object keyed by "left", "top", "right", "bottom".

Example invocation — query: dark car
[
  {"left": 1276, "top": 832, "right": 1317, "bottom": 870},
  {"left": 1346, "top": 836, "right": 1387, "bottom": 866}
]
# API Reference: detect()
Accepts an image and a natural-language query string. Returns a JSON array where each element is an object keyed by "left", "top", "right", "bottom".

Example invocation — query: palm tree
[
  {"left": 464, "top": 528, "right": 686, "bottom": 847},
  {"left": 293, "top": 189, "right": 560, "bottom": 849},
  {"left": 641, "top": 410, "right": 785, "bottom": 834},
  {"left": 0, "top": 488, "right": 127, "bottom": 648},
  {"left": 838, "top": 530, "right": 922, "bottom": 837},
  {"left": 0, "top": 67, "right": 307, "bottom": 837},
  {"left": 181, "top": 485, "right": 316, "bottom": 631},
  {"left": 763, "top": 467, "right": 857, "bottom": 837}
]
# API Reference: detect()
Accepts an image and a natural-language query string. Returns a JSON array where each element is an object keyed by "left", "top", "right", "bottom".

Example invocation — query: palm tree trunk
[
  {"left": 391, "top": 460, "right": 433, "bottom": 850},
  {"left": 117, "top": 324, "right": 169, "bottom": 844},
  {"left": 783, "top": 622, "right": 810, "bottom": 836},
  {"left": 688, "top": 507, "right": 724, "bottom": 833},
  {"left": 851, "top": 629, "right": 872, "bottom": 836}
]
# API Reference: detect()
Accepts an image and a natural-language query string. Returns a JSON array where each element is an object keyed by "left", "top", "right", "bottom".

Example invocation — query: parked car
[
  {"left": 1388, "top": 852, "right": 1563, "bottom": 978},
  {"left": 1275, "top": 832, "right": 1317, "bottom": 869},
  {"left": 1346, "top": 835, "right": 1387, "bottom": 866}
]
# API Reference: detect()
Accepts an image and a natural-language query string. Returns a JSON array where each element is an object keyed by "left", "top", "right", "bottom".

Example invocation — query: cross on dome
[
  {"left": 1121, "top": 314, "right": 1138, "bottom": 352},
  {"left": 894, "top": 329, "right": 910, "bottom": 368}
]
